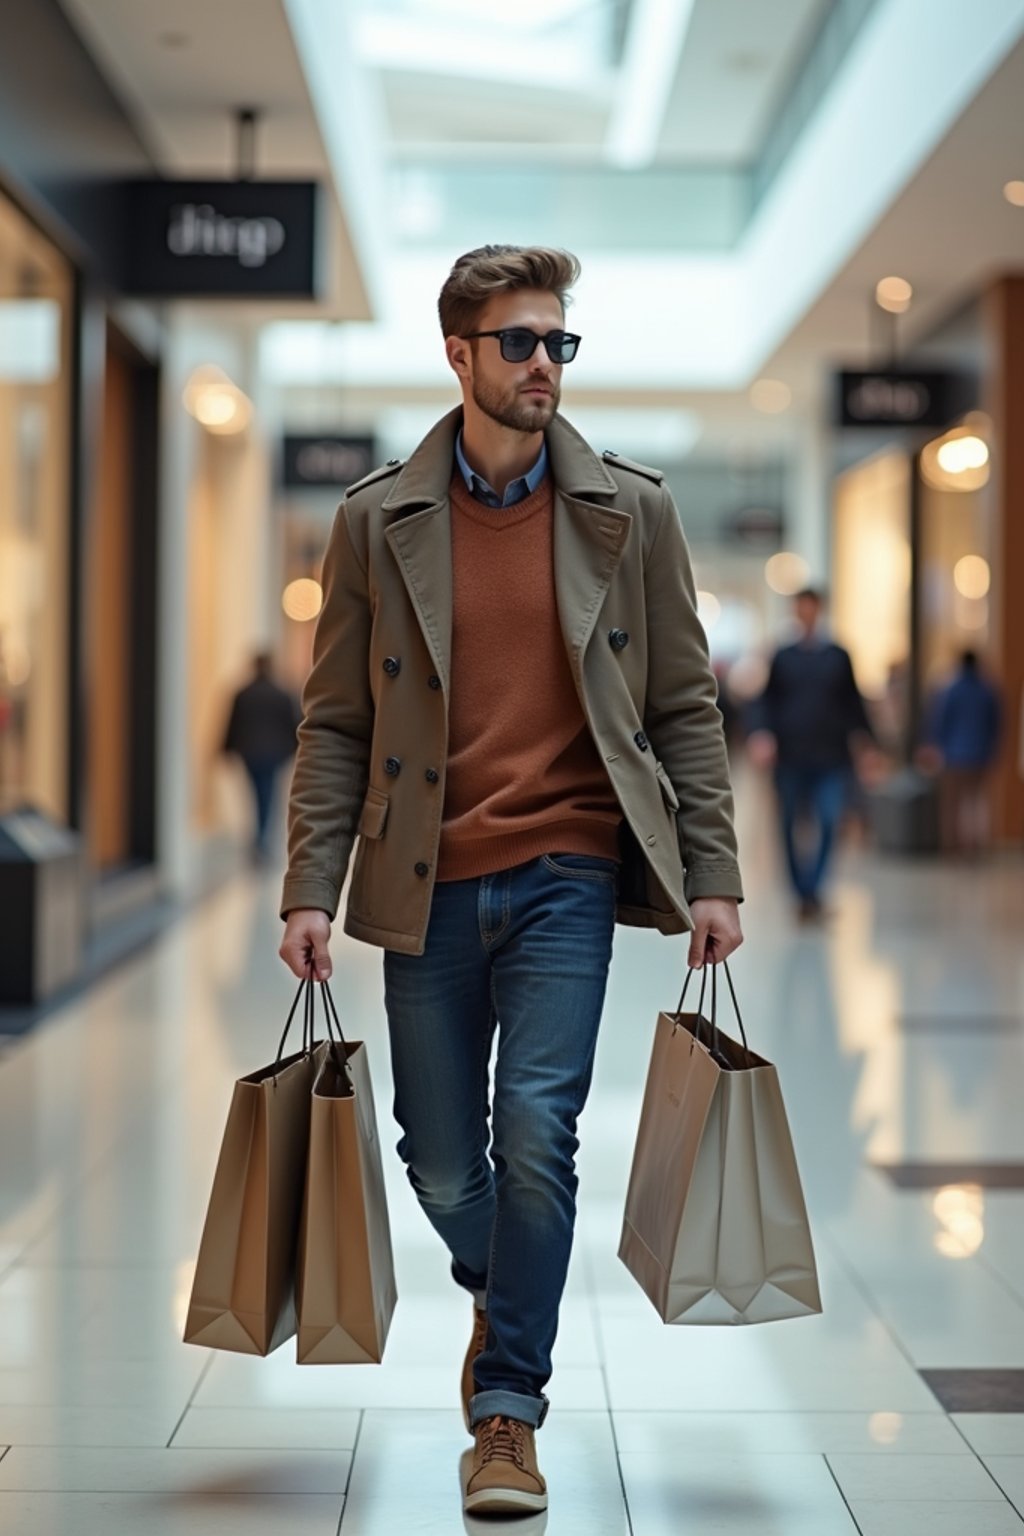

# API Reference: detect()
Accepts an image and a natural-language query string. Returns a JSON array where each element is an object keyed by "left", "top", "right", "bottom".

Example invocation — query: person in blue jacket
[
  {"left": 926, "top": 650, "right": 1002, "bottom": 855},
  {"left": 748, "top": 588, "right": 876, "bottom": 920}
]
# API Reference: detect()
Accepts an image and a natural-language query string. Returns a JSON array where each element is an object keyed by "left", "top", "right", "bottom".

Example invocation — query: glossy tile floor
[{"left": 2, "top": 782, "right": 1023, "bottom": 1534}]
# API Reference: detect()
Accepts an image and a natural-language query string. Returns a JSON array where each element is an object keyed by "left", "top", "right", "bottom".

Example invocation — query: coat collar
[{"left": 379, "top": 405, "right": 619, "bottom": 512}]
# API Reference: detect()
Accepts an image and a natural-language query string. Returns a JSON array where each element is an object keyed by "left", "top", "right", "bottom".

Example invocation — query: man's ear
[{"left": 446, "top": 335, "right": 471, "bottom": 381}]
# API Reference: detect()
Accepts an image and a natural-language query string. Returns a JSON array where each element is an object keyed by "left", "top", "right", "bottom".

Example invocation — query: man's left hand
[{"left": 687, "top": 897, "right": 743, "bottom": 969}]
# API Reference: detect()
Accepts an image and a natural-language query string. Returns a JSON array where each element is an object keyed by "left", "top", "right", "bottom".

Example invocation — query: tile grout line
[
  {"left": 586, "top": 1274, "right": 637, "bottom": 1536},
  {"left": 823, "top": 1453, "right": 865, "bottom": 1535},
  {"left": 336, "top": 1408, "right": 364, "bottom": 1533},
  {"left": 977, "top": 1457, "right": 1024, "bottom": 1522},
  {"left": 165, "top": 1350, "right": 217, "bottom": 1449}
]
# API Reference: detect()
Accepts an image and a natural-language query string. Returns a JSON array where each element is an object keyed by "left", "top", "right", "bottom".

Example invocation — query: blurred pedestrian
[
  {"left": 925, "top": 650, "right": 1002, "bottom": 856},
  {"left": 222, "top": 653, "right": 301, "bottom": 863},
  {"left": 748, "top": 588, "right": 876, "bottom": 920}
]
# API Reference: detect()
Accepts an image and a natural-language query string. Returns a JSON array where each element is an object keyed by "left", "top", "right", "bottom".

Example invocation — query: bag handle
[
  {"left": 274, "top": 969, "right": 318, "bottom": 1068},
  {"left": 316, "top": 976, "right": 356, "bottom": 1093},
  {"left": 673, "top": 960, "right": 749, "bottom": 1055}
]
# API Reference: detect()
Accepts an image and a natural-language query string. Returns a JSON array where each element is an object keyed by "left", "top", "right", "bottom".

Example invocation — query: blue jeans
[
  {"left": 775, "top": 765, "right": 848, "bottom": 902},
  {"left": 244, "top": 761, "right": 278, "bottom": 853},
  {"left": 382, "top": 853, "right": 617, "bottom": 1429}
]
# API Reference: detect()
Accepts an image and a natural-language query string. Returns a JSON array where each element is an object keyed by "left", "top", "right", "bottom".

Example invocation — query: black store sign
[
  {"left": 835, "top": 370, "right": 961, "bottom": 429},
  {"left": 283, "top": 436, "right": 377, "bottom": 490},
  {"left": 123, "top": 180, "right": 320, "bottom": 298}
]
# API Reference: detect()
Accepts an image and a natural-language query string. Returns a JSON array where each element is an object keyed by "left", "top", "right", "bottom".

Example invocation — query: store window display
[{"left": 0, "top": 192, "right": 71, "bottom": 821}]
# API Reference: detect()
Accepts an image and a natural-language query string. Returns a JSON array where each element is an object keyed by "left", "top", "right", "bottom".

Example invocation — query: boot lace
[{"left": 479, "top": 1415, "right": 527, "bottom": 1469}]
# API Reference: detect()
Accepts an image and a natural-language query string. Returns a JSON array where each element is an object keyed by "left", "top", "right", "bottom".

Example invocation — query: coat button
[
  {"left": 414, "top": 861, "right": 429, "bottom": 877},
  {"left": 383, "top": 656, "right": 401, "bottom": 677},
  {"left": 425, "top": 768, "right": 439, "bottom": 784},
  {"left": 634, "top": 730, "right": 649, "bottom": 752},
  {"left": 646, "top": 834, "right": 657, "bottom": 846},
  {"left": 384, "top": 756, "right": 401, "bottom": 776},
  {"left": 428, "top": 674, "right": 442, "bottom": 690},
  {"left": 609, "top": 628, "right": 629, "bottom": 651}
]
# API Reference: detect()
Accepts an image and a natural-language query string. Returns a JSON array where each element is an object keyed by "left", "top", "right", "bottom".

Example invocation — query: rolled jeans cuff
[{"left": 469, "top": 1390, "right": 549, "bottom": 1430}]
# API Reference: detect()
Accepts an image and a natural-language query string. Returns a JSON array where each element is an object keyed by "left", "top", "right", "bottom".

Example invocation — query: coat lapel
[
  {"left": 553, "top": 492, "right": 631, "bottom": 685},
  {"left": 384, "top": 504, "right": 453, "bottom": 694}
]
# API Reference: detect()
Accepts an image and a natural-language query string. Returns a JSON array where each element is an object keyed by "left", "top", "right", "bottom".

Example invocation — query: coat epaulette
[
  {"left": 601, "top": 450, "right": 664, "bottom": 485},
  {"left": 345, "top": 458, "right": 405, "bottom": 497}
]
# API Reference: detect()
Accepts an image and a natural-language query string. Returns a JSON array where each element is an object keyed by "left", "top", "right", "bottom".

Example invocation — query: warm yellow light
[
  {"left": 764, "top": 551, "right": 810, "bottom": 596},
  {"left": 282, "top": 578, "right": 324, "bottom": 623},
  {"left": 1004, "top": 180, "right": 1024, "bottom": 207},
  {"left": 933, "top": 1185, "right": 984, "bottom": 1258},
  {"left": 868, "top": 1413, "right": 904, "bottom": 1446},
  {"left": 697, "top": 590, "right": 721, "bottom": 629},
  {"left": 2, "top": 640, "right": 31, "bottom": 687},
  {"left": 876, "top": 276, "right": 913, "bottom": 314},
  {"left": 182, "top": 366, "right": 252, "bottom": 435},
  {"left": 954, "top": 556, "right": 991, "bottom": 599},
  {"left": 749, "top": 378, "right": 791, "bottom": 414},
  {"left": 937, "top": 435, "right": 989, "bottom": 474}
]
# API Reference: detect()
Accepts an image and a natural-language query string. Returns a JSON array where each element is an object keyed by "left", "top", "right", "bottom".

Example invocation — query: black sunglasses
[{"left": 463, "top": 327, "right": 581, "bottom": 364}]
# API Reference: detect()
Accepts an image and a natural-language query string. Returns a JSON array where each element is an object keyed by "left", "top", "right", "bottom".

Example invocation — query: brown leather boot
[
  {"left": 461, "top": 1306, "right": 488, "bottom": 1430},
  {"left": 463, "top": 1414, "right": 548, "bottom": 1515}
]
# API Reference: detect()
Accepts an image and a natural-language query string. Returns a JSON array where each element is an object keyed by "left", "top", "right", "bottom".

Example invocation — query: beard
[{"left": 472, "top": 373, "right": 560, "bottom": 432}]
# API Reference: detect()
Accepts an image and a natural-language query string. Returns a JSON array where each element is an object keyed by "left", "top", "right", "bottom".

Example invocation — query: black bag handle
[
  {"left": 316, "top": 977, "right": 355, "bottom": 1092},
  {"left": 274, "top": 969, "right": 317, "bottom": 1068},
  {"left": 673, "top": 960, "right": 749, "bottom": 1055}
]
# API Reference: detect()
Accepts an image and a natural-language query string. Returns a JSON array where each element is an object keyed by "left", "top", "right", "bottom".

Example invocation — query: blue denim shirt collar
[{"left": 455, "top": 431, "right": 548, "bottom": 508}]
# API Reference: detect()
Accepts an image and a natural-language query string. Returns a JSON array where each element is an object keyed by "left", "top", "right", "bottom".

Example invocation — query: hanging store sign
[
  {"left": 122, "top": 181, "right": 320, "bottom": 298},
  {"left": 834, "top": 370, "right": 962, "bottom": 429},
  {"left": 282, "top": 435, "right": 378, "bottom": 490}
]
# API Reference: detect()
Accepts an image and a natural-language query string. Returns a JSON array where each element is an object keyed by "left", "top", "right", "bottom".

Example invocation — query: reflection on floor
[{"left": 1, "top": 796, "right": 1023, "bottom": 1533}]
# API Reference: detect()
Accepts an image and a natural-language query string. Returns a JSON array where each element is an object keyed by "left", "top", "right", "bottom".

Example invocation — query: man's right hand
[{"left": 279, "top": 909, "right": 333, "bottom": 980}]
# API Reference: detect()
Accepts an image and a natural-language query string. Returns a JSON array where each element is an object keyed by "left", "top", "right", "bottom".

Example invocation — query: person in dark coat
[
  {"left": 223, "top": 653, "right": 301, "bottom": 862},
  {"left": 748, "top": 588, "right": 875, "bottom": 919},
  {"left": 926, "top": 650, "right": 1002, "bottom": 855}
]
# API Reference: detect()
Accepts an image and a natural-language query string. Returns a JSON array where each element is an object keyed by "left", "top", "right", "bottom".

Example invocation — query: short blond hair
[{"left": 438, "top": 245, "right": 581, "bottom": 338}]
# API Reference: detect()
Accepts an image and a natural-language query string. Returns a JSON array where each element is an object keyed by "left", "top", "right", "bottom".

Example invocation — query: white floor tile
[
  {"left": 612, "top": 1410, "right": 970, "bottom": 1456},
  {"left": 954, "top": 1418, "right": 1024, "bottom": 1455},
  {"left": 0, "top": 1445, "right": 350, "bottom": 1493},
  {"left": 0, "top": 1353, "right": 208, "bottom": 1409},
  {"left": 828, "top": 1451, "right": 1001, "bottom": 1501},
  {"left": 849, "top": 1500, "right": 1024, "bottom": 1535},
  {"left": 0, "top": 1404, "right": 180, "bottom": 1448},
  {"left": 618, "top": 1451, "right": 857, "bottom": 1535},
  {"left": 0, "top": 1492, "right": 344, "bottom": 1535},
  {"left": 172, "top": 1408, "right": 360, "bottom": 1451}
]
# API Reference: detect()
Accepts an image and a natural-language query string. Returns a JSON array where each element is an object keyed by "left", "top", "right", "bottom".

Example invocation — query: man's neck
[{"left": 460, "top": 413, "right": 545, "bottom": 499}]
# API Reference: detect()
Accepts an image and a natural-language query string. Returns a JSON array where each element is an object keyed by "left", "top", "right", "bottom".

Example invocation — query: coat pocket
[
  {"left": 654, "top": 761, "right": 680, "bottom": 813},
  {"left": 357, "top": 786, "right": 390, "bottom": 840}
]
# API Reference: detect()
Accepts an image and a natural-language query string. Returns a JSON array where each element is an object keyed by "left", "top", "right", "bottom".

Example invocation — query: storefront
[{"left": 0, "top": 191, "right": 74, "bottom": 824}]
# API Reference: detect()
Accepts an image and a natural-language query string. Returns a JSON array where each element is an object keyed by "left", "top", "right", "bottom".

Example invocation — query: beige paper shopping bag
[
  {"left": 184, "top": 978, "right": 325, "bottom": 1356},
  {"left": 295, "top": 984, "right": 397, "bottom": 1364},
  {"left": 619, "top": 964, "right": 822, "bottom": 1325}
]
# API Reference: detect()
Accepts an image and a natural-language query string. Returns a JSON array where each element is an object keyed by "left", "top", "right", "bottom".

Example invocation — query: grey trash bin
[
  {"left": 0, "top": 807, "right": 85, "bottom": 1005},
  {"left": 868, "top": 769, "right": 941, "bottom": 855}
]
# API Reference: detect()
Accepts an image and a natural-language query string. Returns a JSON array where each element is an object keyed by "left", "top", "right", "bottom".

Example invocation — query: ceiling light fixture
[
  {"left": 749, "top": 378, "right": 791, "bottom": 414},
  {"left": 1003, "top": 180, "right": 1024, "bottom": 207},
  {"left": 875, "top": 276, "right": 913, "bottom": 314}
]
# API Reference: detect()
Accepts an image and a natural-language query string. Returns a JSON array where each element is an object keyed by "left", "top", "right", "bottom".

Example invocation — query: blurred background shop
[{"left": 2, "top": 0, "right": 1024, "bottom": 1013}]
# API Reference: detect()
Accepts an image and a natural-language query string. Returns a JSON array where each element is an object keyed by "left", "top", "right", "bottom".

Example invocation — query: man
[
  {"left": 926, "top": 649, "right": 1002, "bottom": 855},
  {"left": 748, "top": 588, "right": 873, "bottom": 920},
  {"left": 222, "top": 652, "right": 301, "bottom": 863},
  {"left": 279, "top": 245, "right": 743, "bottom": 1517}
]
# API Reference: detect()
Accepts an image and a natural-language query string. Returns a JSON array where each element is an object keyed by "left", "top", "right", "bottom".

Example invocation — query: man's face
[
  {"left": 449, "top": 288, "right": 565, "bottom": 433},
  {"left": 794, "top": 594, "right": 822, "bottom": 633}
]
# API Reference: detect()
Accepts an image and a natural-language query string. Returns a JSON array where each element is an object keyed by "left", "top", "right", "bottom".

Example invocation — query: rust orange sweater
[{"left": 437, "top": 471, "right": 622, "bottom": 881}]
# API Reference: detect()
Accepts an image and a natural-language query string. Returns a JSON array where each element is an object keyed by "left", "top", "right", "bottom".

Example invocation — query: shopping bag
[
  {"left": 619, "top": 963, "right": 822, "bottom": 1325},
  {"left": 296, "top": 981, "right": 397, "bottom": 1364},
  {"left": 184, "top": 976, "right": 325, "bottom": 1355}
]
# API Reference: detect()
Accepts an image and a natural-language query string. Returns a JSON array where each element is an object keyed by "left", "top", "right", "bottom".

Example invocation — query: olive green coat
[{"left": 281, "top": 408, "right": 742, "bottom": 954}]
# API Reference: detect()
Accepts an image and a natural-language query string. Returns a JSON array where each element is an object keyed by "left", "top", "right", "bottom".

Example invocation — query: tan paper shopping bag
[
  {"left": 184, "top": 978, "right": 325, "bottom": 1356},
  {"left": 619, "top": 963, "right": 822, "bottom": 1325},
  {"left": 296, "top": 984, "right": 397, "bottom": 1364}
]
